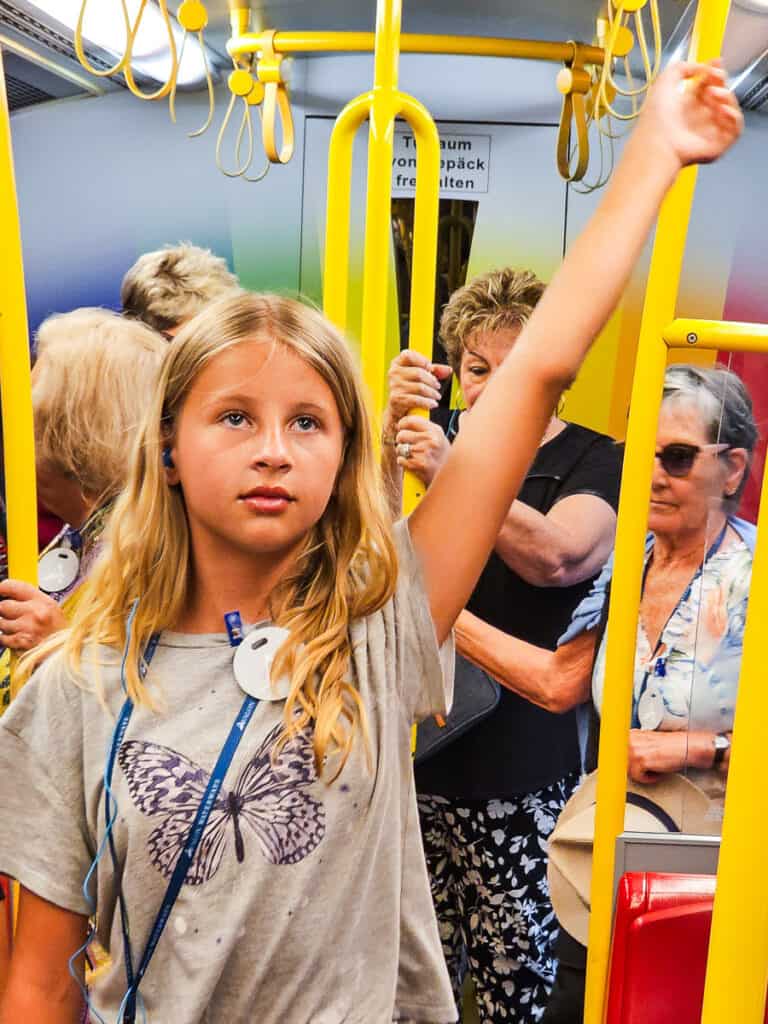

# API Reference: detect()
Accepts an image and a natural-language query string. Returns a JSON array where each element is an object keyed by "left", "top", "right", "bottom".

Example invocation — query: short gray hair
[
  {"left": 121, "top": 243, "right": 242, "bottom": 333},
  {"left": 662, "top": 364, "right": 758, "bottom": 508}
]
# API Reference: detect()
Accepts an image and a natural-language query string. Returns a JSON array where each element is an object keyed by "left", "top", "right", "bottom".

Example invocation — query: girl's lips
[{"left": 241, "top": 494, "right": 291, "bottom": 514}]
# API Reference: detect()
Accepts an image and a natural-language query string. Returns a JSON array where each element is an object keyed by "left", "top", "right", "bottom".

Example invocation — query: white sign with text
[{"left": 391, "top": 130, "right": 491, "bottom": 199}]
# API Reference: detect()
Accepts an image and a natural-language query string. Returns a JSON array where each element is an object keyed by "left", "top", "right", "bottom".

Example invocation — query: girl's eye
[
  {"left": 222, "top": 411, "right": 248, "bottom": 427},
  {"left": 293, "top": 415, "right": 319, "bottom": 432},
  {"left": 468, "top": 366, "right": 487, "bottom": 378}
]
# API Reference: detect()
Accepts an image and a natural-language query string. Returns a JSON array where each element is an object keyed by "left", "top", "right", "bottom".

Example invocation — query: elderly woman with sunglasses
[
  {"left": 455, "top": 364, "right": 756, "bottom": 1022},
  {"left": 456, "top": 364, "right": 757, "bottom": 800}
]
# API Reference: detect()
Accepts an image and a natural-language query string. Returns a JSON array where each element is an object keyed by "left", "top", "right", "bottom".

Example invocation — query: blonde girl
[{"left": 0, "top": 63, "right": 741, "bottom": 1024}]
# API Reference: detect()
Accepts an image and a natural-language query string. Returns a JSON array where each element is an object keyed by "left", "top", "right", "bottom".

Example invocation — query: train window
[{"left": 390, "top": 197, "right": 478, "bottom": 371}]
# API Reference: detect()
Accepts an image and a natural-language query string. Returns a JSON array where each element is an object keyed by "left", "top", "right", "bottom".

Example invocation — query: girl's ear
[{"left": 162, "top": 445, "right": 180, "bottom": 486}]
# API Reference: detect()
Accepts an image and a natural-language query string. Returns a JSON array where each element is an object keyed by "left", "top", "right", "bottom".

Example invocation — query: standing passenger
[
  {"left": 0, "top": 62, "right": 742, "bottom": 1024},
  {"left": 120, "top": 242, "right": 242, "bottom": 339},
  {"left": 383, "top": 269, "right": 621, "bottom": 1022},
  {"left": 0, "top": 309, "right": 165, "bottom": 708}
]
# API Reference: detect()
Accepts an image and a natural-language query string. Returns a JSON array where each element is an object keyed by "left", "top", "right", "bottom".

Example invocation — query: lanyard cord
[{"left": 101, "top": 611, "right": 257, "bottom": 1024}]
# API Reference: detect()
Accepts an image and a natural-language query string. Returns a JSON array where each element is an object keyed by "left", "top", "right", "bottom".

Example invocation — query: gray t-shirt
[{"left": 0, "top": 521, "right": 457, "bottom": 1023}]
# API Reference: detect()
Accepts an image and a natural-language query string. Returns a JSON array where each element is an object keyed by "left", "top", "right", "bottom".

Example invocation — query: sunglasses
[{"left": 655, "top": 442, "right": 731, "bottom": 478}]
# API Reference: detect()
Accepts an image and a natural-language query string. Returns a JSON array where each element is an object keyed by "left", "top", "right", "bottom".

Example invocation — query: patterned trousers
[{"left": 417, "top": 772, "right": 579, "bottom": 1024}]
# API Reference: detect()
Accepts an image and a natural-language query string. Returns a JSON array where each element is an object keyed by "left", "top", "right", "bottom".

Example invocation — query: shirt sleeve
[
  {"left": 555, "top": 434, "right": 624, "bottom": 511},
  {"left": 0, "top": 658, "right": 94, "bottom": 915},
  {"left": 557, "top": 553, "right": 613, "bottom": 645},
  {"left": 392, "top": 519, "right": 455, "bottom": 724}
]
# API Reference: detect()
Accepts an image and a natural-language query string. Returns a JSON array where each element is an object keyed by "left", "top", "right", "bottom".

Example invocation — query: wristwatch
[{"left": 713, "top": 732, "right": 731, "bottom": 768}]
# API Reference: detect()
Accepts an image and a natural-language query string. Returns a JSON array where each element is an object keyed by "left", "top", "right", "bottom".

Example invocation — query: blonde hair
[
  {"left": 121, "top": 243, "right": 242, "bottom": 333},
  {"left": 33, "top": 308, "right": 166, "bottom": 506},
  {"left": 24, "top": 294, "right": 399, "bottom": 779},
  {"left": 439, "top": 267, "right": 546, "bottom": 374}
]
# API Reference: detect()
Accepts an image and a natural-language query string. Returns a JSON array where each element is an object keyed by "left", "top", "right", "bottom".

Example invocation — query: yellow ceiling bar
[
  {"left": 665, "top": 317, "right": 768, "bottom": 353},
  {"left": 0, "top": 48, "right": 38, "bottom": 601},
  {"left": 228, "top": 30, "right": 604, "bottom": 67},
  {"left": 582, "top": 2, "right": 733, "bottom": 1022}
]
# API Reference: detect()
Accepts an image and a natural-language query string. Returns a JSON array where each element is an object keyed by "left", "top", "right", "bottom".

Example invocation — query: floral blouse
[{"left": 559, "top": 516, "right": 756, "bottom": 803}]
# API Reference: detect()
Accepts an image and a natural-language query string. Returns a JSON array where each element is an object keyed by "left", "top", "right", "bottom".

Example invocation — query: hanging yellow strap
[
  {"left": 122, "top": 0, "right": 178, "bottom": 101},
  {"left": 556, "top": 51, "right": 591, "bottom": 182},
  {"left": 257, "top": 30, "right": 295, "bottom": 164},
  {"left": 75, "top": 0, "right": 131, "bottom": 77},
  {"left": 171, "top": 0, "right": 215, "bottom": 138}
]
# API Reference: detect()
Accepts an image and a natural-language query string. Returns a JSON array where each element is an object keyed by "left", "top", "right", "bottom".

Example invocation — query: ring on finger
[{"left": 396, "top": 442, "right": 412, "bottom": 460}]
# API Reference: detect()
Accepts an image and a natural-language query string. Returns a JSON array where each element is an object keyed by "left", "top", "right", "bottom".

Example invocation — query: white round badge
[
  {"left": 637, "top": 684, "right": 664, "bottom": 731},
  {"left": 38, "top": 547, "right": 80, "bottom": 593},
  {"left": 233, "top": 625, "right": 292, "bottom": 701}
]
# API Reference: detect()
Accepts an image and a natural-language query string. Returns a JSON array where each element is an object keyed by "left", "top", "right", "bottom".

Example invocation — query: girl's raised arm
[{"left": 409, "top": 61, "right": 742, "bottom": 643}]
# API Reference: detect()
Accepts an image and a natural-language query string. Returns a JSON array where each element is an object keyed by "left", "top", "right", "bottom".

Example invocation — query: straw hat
[{"left": 547, "top": 770, "right": 717, "bottom": 946}]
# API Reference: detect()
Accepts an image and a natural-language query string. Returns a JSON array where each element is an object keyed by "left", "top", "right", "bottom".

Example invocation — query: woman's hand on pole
[
  {"left": 394, "top": 415, "right": 451, "bottom": 487},
  {"left": 0, "top": 580, "right": 67, "bottom": 651}
]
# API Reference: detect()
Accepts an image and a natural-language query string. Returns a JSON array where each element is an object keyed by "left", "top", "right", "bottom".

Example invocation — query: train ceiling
[{"left": 1, "top": 0, "right": 767, "bottom": 111}]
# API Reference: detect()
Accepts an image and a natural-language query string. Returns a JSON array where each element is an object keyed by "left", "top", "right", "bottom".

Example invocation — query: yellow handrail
[
  {"left": 665, "top": 317, "right": 768, "bottom": 353},
  {"left": 397, "top": 94, "right": 440, "bottom": 512},
  {"left": 322, "top": 0, "right": 440, "bottom": 491},
  {"left": 0, "top": 48, "right": 38, "bottom": 611},
  {"left": 582, "top": 2, "right": 732, "bottom": 1021},
  {"left": 228, "top": 30, "right": 604, "bottom": 66}
]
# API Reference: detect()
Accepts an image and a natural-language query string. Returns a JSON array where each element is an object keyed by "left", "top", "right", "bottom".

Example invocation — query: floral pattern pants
[{"left": 417, "top": 772, "right": 579, "bottom": 1024}]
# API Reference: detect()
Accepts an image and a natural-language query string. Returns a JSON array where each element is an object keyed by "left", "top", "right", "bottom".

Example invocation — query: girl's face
[
  {"left": 458, "top": 326, "right": 521, "bottom": 409},
  {"left": 168, "top": 339, "right": 345, "bottom": 565}
]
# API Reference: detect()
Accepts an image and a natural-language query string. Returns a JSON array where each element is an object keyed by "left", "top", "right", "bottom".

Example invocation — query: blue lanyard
[
  {"left": 633, "top": 522, "right": 728, "bottom": 728},
  {"left": 106, "top": 613, "right": 257, "bottom": 1023}
]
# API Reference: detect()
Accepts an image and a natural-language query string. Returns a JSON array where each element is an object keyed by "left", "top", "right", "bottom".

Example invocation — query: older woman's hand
[
  {"left": 627, "top": 729, "right": 688, "bottom": 784},
  {"left": 383, "top": 350, "right": 452, "bottom": 434},
  {"left": 395, "top": 415, "right": 451, "bottom": 488},
  {"left": 0, "top": 579, "right": 67, "bottom": 651}
]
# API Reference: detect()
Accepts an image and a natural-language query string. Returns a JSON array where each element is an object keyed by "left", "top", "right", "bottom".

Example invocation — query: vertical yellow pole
[
  {"left": 0, "top": 44, "right": 37, "bottom": 993},
  {"left": 700, "top": 460, "right": 768, "bottom": 1022},
  {"left": 359, "top": 0, "right": 401, "bottom": 422},
  {"left": 398, "top": 94, "right": 440, "bottom": 513},
  {"left": 0, "top": 49, "right": 37, "bottom": 604},
  {"left": 323, "top": 95, "right": 371, "bottom": 332},
  {"left": 582, "top": 3, "right": 731, "bottom": 1021}
]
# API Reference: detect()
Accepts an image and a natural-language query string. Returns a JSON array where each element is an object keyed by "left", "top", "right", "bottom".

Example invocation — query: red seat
[{"left": 605, "top": 872, "right": 768, "bottom": 1023}]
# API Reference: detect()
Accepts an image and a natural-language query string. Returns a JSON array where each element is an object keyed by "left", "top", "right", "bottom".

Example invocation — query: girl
[{"left": 0, "top": 63, "right": 741, "bottom": 1024}]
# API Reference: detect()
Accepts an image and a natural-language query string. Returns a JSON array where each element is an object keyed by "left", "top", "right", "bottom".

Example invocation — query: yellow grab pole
[
  {"left": 397, "top": 94, "right": 440, "bottom": 514},
  {"left": 583, "top": 3, "right": 731, "bottom": 1021},
  {"left": 701, "top": 450, "right": 768, "bottom": 1021},
  {"left": 359, "top": 0, "right": 402, "bottom": 423},
  {"left": 665, "top": 317, "right": 768, "bottom": 353},
  {"left": 323, "top": 95, "right": 371, "bottom": 331},
  {"left": 0, "top": 48, "right": 37, "bottom": 605}
]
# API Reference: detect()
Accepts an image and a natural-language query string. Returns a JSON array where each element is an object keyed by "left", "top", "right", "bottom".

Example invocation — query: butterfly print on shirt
[{"left": 118, "top": 722, "right": 325, "bottom": 885}]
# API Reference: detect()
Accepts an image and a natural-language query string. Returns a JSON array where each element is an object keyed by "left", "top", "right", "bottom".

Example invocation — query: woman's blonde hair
[
  {"left": 439, "top": 267, "right": 545, "bottom": 374},
  {"left": 25, "top": 294, "right": 399, "bottom": 779},
  {"left": 33, "top": 308, "right": 166, "bottom": 506}
]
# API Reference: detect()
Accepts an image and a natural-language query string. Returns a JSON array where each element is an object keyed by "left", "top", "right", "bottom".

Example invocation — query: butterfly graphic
[{"left": 118, "top": 722, "right": 325, "bottom": 885}]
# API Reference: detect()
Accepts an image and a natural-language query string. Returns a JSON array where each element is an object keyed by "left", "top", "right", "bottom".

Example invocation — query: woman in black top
[{"left": 382, "top": 267, "right": 623, "bottom": 1022}]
